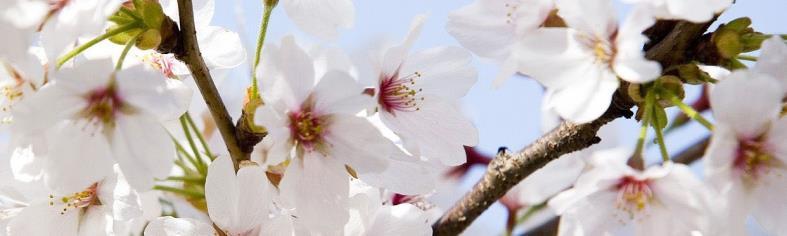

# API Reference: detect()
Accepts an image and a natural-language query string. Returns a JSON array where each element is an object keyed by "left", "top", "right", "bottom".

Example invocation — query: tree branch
[
  {"left": 432, "top": 19, "right": 717, "bottom": 236},
  {"left": 169, "top": 0, "right": 248, "bottom": 169},
  {"left": 673, "top": 136, "right": 710, "bottom": 164}
]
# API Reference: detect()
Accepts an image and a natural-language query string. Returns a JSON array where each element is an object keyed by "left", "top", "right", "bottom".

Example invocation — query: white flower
[
  {"left": 39, "top": 0, "right": 124, "bottom": 59},
  {"left": 622, "top": 0, "right": 731, "bottom": 23},
  {"left": 0, "top": 0, "right": 48, "bottom": 29},
  {"left": 344, "top": 181, "right": 432, "bottom": 236},
  {"left": 10, "top": 58, "right": 191, "bottom": 192},
  {"left": 254, "top": 36, "right": 399, "bottom": 233},
  {"left": 281, "top": 0, "right": 355, "bottom": 39},
  {"left": 371, "top": 15, "right": 479, "bottom": 166},
  {"left": 447, "top": 0, "right": 555, "bottom": 81},
  {"left": 704, "top": 70, "right": 787, "bottom": 235},
  {"left": 513, "top": 0, "right": 661, "bottom": 123},
  {"left": 145, "top": 156, "right": 276, "bottom": 236},
  {"left": 549, "top": 148, "right": 710, "bottom": 235},
  {"left": 6, "top": 165, "right": 143, "bottom": 236}
]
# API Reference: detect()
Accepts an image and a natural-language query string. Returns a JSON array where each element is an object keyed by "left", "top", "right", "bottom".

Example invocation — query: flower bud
[
  {"left": 136, "top": 29, "right": 162, "bottom": 50},
  {"left": 655, "top": 75, "right": 684, "bottom": 108},
  {"left": 677, "top": 63, "right": 714, "bottom": 85},
  {"left": 139, "top": 0, "right": 165, "bottom": 29}
]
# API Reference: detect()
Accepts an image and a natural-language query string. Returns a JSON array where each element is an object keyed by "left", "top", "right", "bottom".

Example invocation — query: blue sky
[{"left": 209, "top": 0, "right": 787, "bottom": 234}]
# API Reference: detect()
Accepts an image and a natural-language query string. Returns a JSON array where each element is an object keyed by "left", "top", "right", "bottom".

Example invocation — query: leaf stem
[
  {"left": 57, "top": 22, "right": 140, "bottom": 68},
  {"left": 668, "top": 94, "right": 714, "bottom": 130},
  {"left": 180, "top": 115, "right": 206, "bottom": 170},
  {"left": 115, "top": 31, "right": 144, "bottom": 70},
  {"left": 153, "top": 185, "right": 205, "bottom": 198},
  {"left": 184, "top": 112, "right": 214, "bottom": 160}
]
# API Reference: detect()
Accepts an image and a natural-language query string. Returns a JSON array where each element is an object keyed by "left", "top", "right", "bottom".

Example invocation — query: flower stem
[
  {"left": 115, "top": 31, "right": 144, "bottom": 71},
  {"left": 185, "top": 112, "right": 215, "bottom": 160},
  {"left": 171, "top": 136, "right": 201, "bottom": 172},
  {"left": 57, "top": 22, "right": 140, "bottom": 68},
  {"left": 737, "top": 55, "right": 758, "bottom": 61},
  {"left": 668, "top": 94, "right": 713, "bottom": 130},
  {"left": 180, "top": 115, "right": 206, "bottom": 170},
  {"left": 250, "top": 3, "right": 275, "bottom": 97},
  {"left": 153, "top": 185, "right": 205, "bottom": 198},
  {"left": 648, "top": 95, "right": 670, "bottom": 162}
]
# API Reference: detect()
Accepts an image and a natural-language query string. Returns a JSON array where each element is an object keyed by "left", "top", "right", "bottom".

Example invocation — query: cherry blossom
[
  {"left": 10, "top": 59, "right": 191, "bottom": 192},
  {"left": 370, "top": 15, "right": 479, "bottom": 166},
  {"left": 513, "top": 0, "right": 661, "bottom": 123},
  {"left": 754, "top": 36, "right": 787, "bottom": 93},
  {"left": 550, "top": 149, "right": 711, "bottom": 235},
  {"left": 254, "top": 36, "right": 401, "bottom": 233},
  {"left": 344, "top": 180, "right": 432, "bottom": 236},
  {"left": 704, "top": 70, "right": 787, "bottom": 235},
  {"left": 6, "top": 165, "right": 143, "bottom": 236}
]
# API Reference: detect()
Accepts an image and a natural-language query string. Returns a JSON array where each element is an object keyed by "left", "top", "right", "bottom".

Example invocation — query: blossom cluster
[{"left": 0, "top": 0, "right": 785, "bottom": 235}]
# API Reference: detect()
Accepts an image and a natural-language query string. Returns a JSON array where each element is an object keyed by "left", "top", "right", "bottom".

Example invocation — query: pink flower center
[
  {"left": 288, "top": 101, "right": 329, "bottom": 153},
  {"left": 80, "top": 85, "right": 126, "bottom": 127},
  {"left": 733, "top": 136, "right": 773, "bottom": 183},
  {"left": 378, "top": 71, "right": 423, "bottom": 114},
  {"left": 143, "top": 53, "right": 178, "bottom": 79},
  {"left": 615, "top": 176, "right": 653, "bottom": 218},
  {"left": 49, "top": 183, "right": 100, "bottom": 215}
]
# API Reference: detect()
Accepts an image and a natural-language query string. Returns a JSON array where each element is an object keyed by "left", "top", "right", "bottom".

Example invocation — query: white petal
[
  {"left": 144, "top": 216, "right": 216, "bottom": 236},
  {"left": 77, "top": 206, "right": 112, "bottom": 236},
  {"left": 380, "top": 99, "right": 477, "bottom": 166},
  {"left": 117, "top": 65, "right": 191, "bottom": 122},
  {"left": 97, "top": 166, "right": 142, "bottom": 221},
  {"left": 647, "top": 164, "right": 710, "bottom": 234},
  {"left": 7, "top": 203, "right": 80, "bottom": 235},
  {"left": 548, "top": 66, "right": 619, "bottom": 124},
  {"left": 232, "top": 161, "right": 274, "bottom": 233},
  {"left": 514, "top": 28, "right": 597, "bottom": 89},
  {"left": 282, "top": 0, "right": 354, "bottom": 39},
  {"left": 358, "top": 153, "right": 438, "bottom": 195},
  {"left": 111, "top": 116, "right": 176, "bottom": 191},
  {"left": 754, "top": 36, "right": 787, "bottom": 93},
  {"left": 365, "top": 204, "right": 431, "bottom": 236},
  {"left": 278, "top": 156, "right": 349, "bottom": 234},
  {"left": 664, "top": 0, "right": 731, "bottom": 23},
  {"left": 557, "top": 190, "right": 626, "bottom": 235},
  {"left": 199, "top": 26, "right": 246, "bottom": 69},
  {"left": 259, "top": 36, "right": 315, "bottom": 107},
  {"left": 325, "top": 114, "right": 393, "bottom": 174},
  {"left": 380, "top": 15, "right": 427, "bottom": 76},
  {"left": 766, "top": 119, "right": 787, "bottom": 163},
  {"left": 312, "top": 70, "right": 371, "bottom": 115},
  {"left": 43, "top": 123, "right": 115, "bottom": 194},
  {"left": 751, "top": 173, "right": 787, "bottom": 234},
  {"left": 614, "top": 7, "right": 660, "bottom": 83},
  {"left": 205, "top": 156, "right": 238, "bottom": 231},
  {"left": 703, "top": 124, "right": 739, "bottom": 189},
  {"left": 710, "top": 71, "right": 783, "bottom": 137},
  {"left": 446, "top": 0, "right": 554, "bottom": 61},
  {"left": 400, "top": 46, "right": 477, "bottom": 100},
  {"left": 555, "top": 0, "right": 617, "bottom": 37}
]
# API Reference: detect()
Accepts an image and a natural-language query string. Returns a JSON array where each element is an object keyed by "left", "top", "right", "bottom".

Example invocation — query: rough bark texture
[
  {"left": 432, "top": 18, "right": 718, "bottom": 236},
  {"left": 164, "top": 0, "right": 250, "bottom": 169}
]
